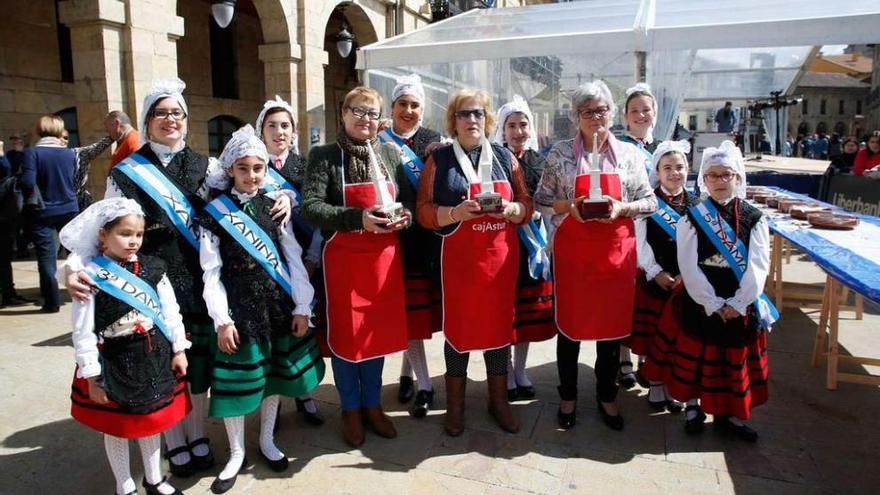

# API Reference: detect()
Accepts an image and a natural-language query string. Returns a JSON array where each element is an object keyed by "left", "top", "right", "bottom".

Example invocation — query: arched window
[
  {"left": 208, "top": 115, "right": 244, "bottom": 156},
  {"left": 55, "top": 107, "right": 79, "bottom": 147}
]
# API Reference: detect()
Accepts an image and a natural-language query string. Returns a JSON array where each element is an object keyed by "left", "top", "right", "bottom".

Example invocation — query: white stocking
[
  {"left": 406, "top": 340, "right": 432, "bottom": 391},
  {"left": 400, "top": 351, "right": 413, "bottom": 378},
  {"left": 138, "top": 434, "right": 175, "bottom": 494},
  {"left": 185, "top": 391, "right": 209, "bottom": 456},
  {"left": 297, "top": 393, "right": 318, "bottom": 414},
  {"left": 219, "top": 416, "right": 245, "bottom": 481},
  {"left": 686, "top": 398, "right": 700, "bottom": 420},
  {"left": 513, "top": 342, "right": 532, "bottom": 387},
  {"left": 104, "top": 435, "right": 135, "bottom": 495},
  {"left": 162, "top": 423, "right": 190, "bottom": 466},
  {"left": 259, "top": 395, "right": 285, "bottom": 461},
  {"left": 619, "top": 345, "right": 633, "bottom": 373}
]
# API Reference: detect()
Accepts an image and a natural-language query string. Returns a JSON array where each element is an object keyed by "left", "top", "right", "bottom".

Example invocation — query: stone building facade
[{"left": 0, "top": 0, "right": 534, "bottom": 197}]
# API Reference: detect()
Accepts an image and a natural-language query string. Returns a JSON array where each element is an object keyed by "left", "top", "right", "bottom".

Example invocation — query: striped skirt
[
  {"left": 642, "top": 287, "right": 769, "bottom": 420},
  {"left": 209, "top": 331, "right": 325, "bottom": 418},
  {"left": 512, "top": 280, "right": 556, "bottom": 343},
  {"left": 627, "top": 274, "right": 670, "bottom": 356},
  {"left": 404, "top": 272, "right": 442, "bottom": 341}
]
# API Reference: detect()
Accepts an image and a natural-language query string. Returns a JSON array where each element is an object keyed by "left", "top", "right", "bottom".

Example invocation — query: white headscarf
[
  {"left": 624, "top": 82, "right": 657, "bottom": 125},
  {"left": 59, "top": 198, "right": 144, "bottom": 258},
  {"left": 207, "top": 124, "right": 269, "bottom": 190},
  {"left": 255, "top": 95, "right": 295, "bottom": 140},
  {"left": 492, "top": 95, "right": 539, "bottom": 152},
  {"left": 139, "top": 78, "right": 188, "bottom": 146},
  {"left": 651, "top": 139, "right": 691, "bottom": 171},
  {"left": 698, "top": 140, "right": 747, "bottom": 199},
  {"left": 391, "top": 74, "right": 426, "bottom": 105}
]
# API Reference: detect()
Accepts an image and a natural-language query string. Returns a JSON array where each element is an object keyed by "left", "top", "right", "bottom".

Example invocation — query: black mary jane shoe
[
  {"left": 617, "top": 361, "right": 637, "bottom": 390},
  {"left": 557, "top": 405, "right": 577, "bottom": 430},
  {"left": 397, "top": 376, "right": 415, "bottom": 403},
  {"left": 647, "top": 387, "right": 682, "bottom": 413},
  {"left": 597, "top": 401, "right": 624, "bottom": 431},
  {"left": 295, "top": 397, "right": 325, "bottom": 427},
  {"left": 164, "top": 446, "right": 193, "bottom": 478},
  {"left": 635, "top": 367, "right": 651, "bottom": 388},
  {"left": 259, "top": 447, "right": 289, "bottom": 472},
  {"left": 142, "top": 476, "right": 182, "bottom": 495},
  {"left": 713, "top": 415, "right": 758, "bottom": 443},
  {"left": 684, "top": 405, "right": 707, "bottom": 435},
  {"left": 410, "top": 389, "right": 434, "bottom": 418},
  {"left": 507, "top": 387, "right": 519, "bottom": 402},
  {"left": 516, "top": 385, "right": 536, "bottom": 400},
  {"left": 188, "top": 438, "right": 214, "bottom": 471},
  {"left": 210, "top": 456, "right": 248, "bottom": 494}
]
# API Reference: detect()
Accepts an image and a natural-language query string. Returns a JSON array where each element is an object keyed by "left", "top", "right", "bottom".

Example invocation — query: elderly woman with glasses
[
  {"left": 416, "top": 89, "right": 532, "bottom": 437},
  {"left": 301, "top": 86, "right": 413, "bottom": 448},
  {"left": 534, "top": 80, "right": 657, "bottom": 432}
]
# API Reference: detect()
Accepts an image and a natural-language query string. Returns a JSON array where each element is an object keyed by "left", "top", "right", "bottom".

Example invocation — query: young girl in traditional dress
[
  {"left": 199, "top": 125, "right": 323, "bottom": 493},
  {"left": 630, "top": 140, "right": 696, "bottom": 413},
  {"left": 62, "top": 198, "right": 190, "bottom": 495},
  {"left": 643, "top": 141, "right": 776, "bottom": 441}
]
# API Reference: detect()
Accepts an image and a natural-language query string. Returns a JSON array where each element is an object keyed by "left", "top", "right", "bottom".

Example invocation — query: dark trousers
[
  {"left": 31, "top": 212, "right": 75, "bottom": 308},
  {"left": 556, "top": 332, "right": 621, "bottom": 403},
  {"left": 444, "top": 341, "right": 510, "bottom": 377},
  {"left": 0, "top": 219, "right": 15, "bottom": 298}
]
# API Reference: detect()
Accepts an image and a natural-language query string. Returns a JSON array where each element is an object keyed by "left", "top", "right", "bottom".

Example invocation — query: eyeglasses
[
  {"left": 703, "top": 172, "right": 737, "bottom": 183},
  {"left": 347, "top": 106, "right": 382, "bottom": 121},
  {"left": 152, "top": 109, "right": 187, "bottom": 121},
  {"left": 454, "top": 109, "right": 486, "bottom": 120},
  {"left": 578, "top": 106, "right": 610, "bottom": 120}
]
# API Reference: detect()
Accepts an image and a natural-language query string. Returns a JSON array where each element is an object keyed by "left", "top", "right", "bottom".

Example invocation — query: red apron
[
  {"left": 322, "top": 180, "right": 408, "bottom": 362},
  {"left": 553, "top": 173, "right": 636, "bottom": 341},
  {"left": 441, "top": 181, "right": 519, "bottom": 352}
]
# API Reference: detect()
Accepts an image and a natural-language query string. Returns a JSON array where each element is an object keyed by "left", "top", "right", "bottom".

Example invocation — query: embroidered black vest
[
  {"left": 646, "top": 188, "right": 699, "bottom": 277},
  {"left": 93, "top": 255, "right": 167, "bottom": 334}
]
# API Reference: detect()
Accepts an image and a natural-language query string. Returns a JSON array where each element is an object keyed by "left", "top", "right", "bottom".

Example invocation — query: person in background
[
  {"left": 20, "top": 115, "right": 79, "bottom": 313},
  {"left": 104, "top": 111, "right": 141, "bottom": 169},
  {"left": 714, "top": 102, "right": 737, "bottom": 133},
  {"left": 814, "top": 133, "right": 829, "bottom": 160},
  {"left": 853, "top": 131, "right": 880, "bottom": 176},
  {"left": 828, "top": 133, "right": 842, "bottom": 159},
  {"left": 68, "top": 132, "right": 114, "bottom": 211},
  {"left": 0, "top": 139, "right": 35, "bottom": 307},
  {"left": 820, "top": 136, "right": 859, "bottom": 200}
]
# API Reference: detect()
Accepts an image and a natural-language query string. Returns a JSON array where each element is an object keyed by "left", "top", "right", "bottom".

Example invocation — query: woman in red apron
[
  {"left": 533, "top": 80, "right": 657, "bottom": 432},
  {"left": 492, "top": 96, "right": 556, "bottom": 402},
  {"left": 416, "top": 90, "right": 533, "bottom": 436},
  {"left": 301, "top": 87, "right": 412, "bottom": 448}
]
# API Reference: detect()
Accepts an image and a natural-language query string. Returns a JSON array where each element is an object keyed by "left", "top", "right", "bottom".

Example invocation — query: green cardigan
[{"left": 301, "top": 141, "right": 416, "bottom": 233}]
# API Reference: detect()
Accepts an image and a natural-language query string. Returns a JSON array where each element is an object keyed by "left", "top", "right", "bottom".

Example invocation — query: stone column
[
  {"left": 298, "top": 0, "right": 331, "bottom": 148},
  {"left": 258, "top": 41, "right": 304, "bottom": 149},
  {"left": 58, "top": 0, "right": 128, "bottom": 198}
]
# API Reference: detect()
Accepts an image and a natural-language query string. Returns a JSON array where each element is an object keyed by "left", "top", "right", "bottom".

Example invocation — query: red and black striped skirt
[
  {"left": 627, "top": 274, "right": 671, "bottom": 355},
  {"left": 642, "top": 288, "right": 769, "bottom": 420},
  {"left": 513, "top": 280, "right": 556, "bottom": 343},
  {"left": 404, "top": 272, "right": 442, "bottom": 341}
]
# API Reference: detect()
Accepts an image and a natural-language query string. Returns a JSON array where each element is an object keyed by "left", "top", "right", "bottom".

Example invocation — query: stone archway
[{"left": 322, "top": 2, "right": 379, "bottom": 143}]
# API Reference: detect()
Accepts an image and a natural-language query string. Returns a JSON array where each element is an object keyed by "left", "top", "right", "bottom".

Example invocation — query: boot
[
  {"left": 363, "top": 405, "right": 397, "bottom": 438},
  {"left": 487, "top": 374, "right": 520, "bottom": 433},
  {"left": 341, "top": 409, "right": 365, "bottom": 447},
  {"left": 444, "top": 374, "right": 467, "bottom": 436}
]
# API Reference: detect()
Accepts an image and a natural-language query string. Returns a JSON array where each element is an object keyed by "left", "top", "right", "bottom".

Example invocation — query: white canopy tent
[{"left": 358, "top": 0, "right": 880, "bottom": 144}]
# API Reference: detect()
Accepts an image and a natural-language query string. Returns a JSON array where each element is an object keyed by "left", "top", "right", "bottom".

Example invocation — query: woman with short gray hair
[{"left": 535, "top": 79, "right": 657, "bottom": 431}]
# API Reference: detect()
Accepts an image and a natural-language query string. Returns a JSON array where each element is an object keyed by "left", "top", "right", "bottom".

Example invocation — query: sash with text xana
[
  {"left": 262, "top": 167, "right": 315, "bottom": 237},
  {"left": 114, "top": 153, "right": 199, "bottom": 250},
  {"left": 203, "top": 194, "right": 294, "bottom": 297},
  {"left": 85, "top": 255, "right": 172, "bottom": 342},
  {"left": 690, "top": 199, "right": 779, "bottom": 329}
]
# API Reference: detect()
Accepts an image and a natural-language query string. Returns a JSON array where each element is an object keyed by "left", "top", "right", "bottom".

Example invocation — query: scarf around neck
[{"left": 337, "top": 128, "right": 389, "bottom": 184}]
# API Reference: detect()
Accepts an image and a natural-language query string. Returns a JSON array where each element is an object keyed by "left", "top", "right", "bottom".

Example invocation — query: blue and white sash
[
  {"left": 378, "top": 129, "right": 423, "bottom": 188},
  {"left": 690, "top": 199, "right": 779, "bottom": 329},
  {"left": 262, "top": 167, "right": 315, "bottom": 238},
  {"left": 203, "top": 195, "right": 294, "bottom": 297},
  {"left": 650, "top": 197, "right": 681, "bottom": 241},
  {"left": 115, "top": 153, "right": 199, "bottom": 250},
  {"left": 85, "top": 255, "right": 172, "bottom": 343},
  {"left": 518, "top": 218, "right": 551, "bottom": 280}
]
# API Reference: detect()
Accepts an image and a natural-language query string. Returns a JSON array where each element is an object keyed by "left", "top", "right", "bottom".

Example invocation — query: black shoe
[
  {"left": 294, "top": 397, "right": 325, "bottom": 426},
  {"left": 557, "top": 404, "right": 577, "bottom": 430},
  {"left": 187, "top": 438, "right": 214, "bottom": 471},
  {"left": 507, "top": 387, "right": 518, "bottom": 402},
  {"left": 635, "top": 367, "right": 651, "bottom": 388},
  {"left": 397, "top": 376, "right": 415, "bottom": 403},
  {"left": 597, "top": 401, "right": 624, "bottom": 431},
  {"left": 647, "top": 386, "right": 672, "bottom": 412},
  {"left": 617, "top": 361, "right": 637, "bottom": 390},
  {"left": 1, "top": 294, "right": 35, "bottom": 307},
  {"left": 516, "top": 385, "right": 536, "bottom": 400},
  {"left": 40, "top": 305, "right": 60, "bottom": 313},
  {"left": 259, "top": 447, "right": 289, "bottom": 472},
  {"left": 713, "top": 415, "right": 758, "bottom": 442},
  {"left": 410, "top": 389, "right": 434, "bottom": 418},
  {"left": 210, "top": 456, "right": 247, "bottom": 494},
  {"left": 142, "top": 476, "right": 182, "bottom": 495},
  {"left": 684, "top": 405, "right": 707, "bottom": 435},
  {"left": 164, "top": 446, "right": 193, "bottom": 478},
  {"left": 665, "top": 400, "right": 683, "bottom": 414}
]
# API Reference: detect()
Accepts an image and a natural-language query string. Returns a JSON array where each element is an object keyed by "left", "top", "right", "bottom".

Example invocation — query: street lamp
[
  {"left": 336, "top": 22, "right": 356, "bottom": 58},
  {"left": 211, "top": 0, "right": 236, "bottom": 28}
]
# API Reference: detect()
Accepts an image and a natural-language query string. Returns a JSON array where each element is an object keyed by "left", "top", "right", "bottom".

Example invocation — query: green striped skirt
[
  {"left": 184, "top": 317, "right": 216, "bottom": 395},
  {"left": 209, "top": 331, "right": 325, "bottom": 418}
]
